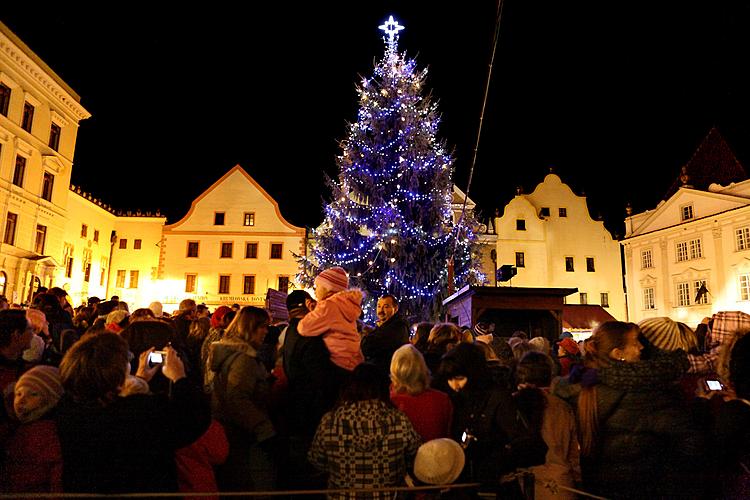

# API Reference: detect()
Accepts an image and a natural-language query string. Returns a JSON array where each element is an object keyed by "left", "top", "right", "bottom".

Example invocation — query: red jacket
[
  {"left": 175, "top": 419, "right": 229, "bottom": 499},
  {"left": 1, "top": 418, "right": 63, "bottom": 493}
]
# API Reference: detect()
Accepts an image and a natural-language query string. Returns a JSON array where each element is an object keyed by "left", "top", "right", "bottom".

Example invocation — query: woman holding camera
[{"left": 55, "top": 332, "right": 210, "bottom": 494}]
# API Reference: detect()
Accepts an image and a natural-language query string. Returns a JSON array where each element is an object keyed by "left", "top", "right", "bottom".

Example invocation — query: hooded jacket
[{"left": 298, "top": 290, "right": 364, "bottom": 371}]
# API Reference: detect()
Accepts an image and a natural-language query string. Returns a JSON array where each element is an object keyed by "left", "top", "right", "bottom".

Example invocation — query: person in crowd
[
  {"left": 1, "top": 365, "right": 64, "bottom": 493},
  {"left": 411, "top": 321, "right": 433, "bottom": 353},
  {"left": 408, "top": 438, "right": 468, "bottom": 498},
  {"left": 46, "top": 288, "right": 74, "bottom": 319},
  {"left": 298, "top": 266, "right": 364, "bottom": 374},
  {"left": 71, "top": 306, "right": 94, "bottom": 334},
  {"left": 509, "top": 338, "right": 532, "bottom": 363},
  {"left": 0, "top": 310, "right": 33, "bottom": 399},
  {"left": 0, "top": 296, "right": 9, "bottom": 311},
  {"left": 528, "top": 336, "right": 551, "bottom": 356},
  {"left": 174, "top": 299, "right": 197, "bottom": 344},
  {"left": 472, "top": 320, "right": 494, "bottom": 339},
  {"left": 515, "top": 351, "right": 580, "bottom": 500},
  {"left": 55, "top": 332, "right": 210, "bottom": 493},
  {"left": 209, "top": 306, "right": 276, "bottom": 492},
  {"left": 200, "top": 306, "right": 233, "bottom": 390},
  {"left": 117, "top": 301, "right": 129, "bottom": 313},
  {"left": 474, "top": 338, "right": 513, "bottom": 390},
  {"left": 186, "top": 316, "right": 211, "bottom": 382},
  {"left": 149, "top": 301, "right": 165, "bottom": 319},
  {"left": 230, "top": 303, "right": 241, "bottom": 312},
  {"left": 361, "top": 294, "right": 410, "bottom": 376},
  {"left": 552, "top": 321, "right": 704, "bottom": 498},
  {"left": 23, "top": 308, "right": 49, "bottom": 365},
  {"left": 556, "top": 336, "right": 581, "bottom": 376},
  {"left": 710, "top": 329, "right": 750, "bottom": 497},
  {"left": 281, "top": 290, "right": 338, "bottom": 489},
  {"left": 105, "top": 309, "right": 129, "bottom": 333},
  {"left": 196, "top": 304, "right": 210, "bottom": 319},
  {"left": 121, "top": 320, "right": 177, "bottom": 395},
  {"left": 30, "top": 294, "right": 73, "bottom": 356},
  {"left": 688, "top": 311, "right": 750, "bottom": 376},
  {"left": 390, "top": 344, "right": 452, "bottom": 441},
  {"left": 437, "top": 342, "right": 547, "bottom": 494},
  {"left": 309, "top": 362, "right": 422, "bottom": 498},
  {"left": 422, "top": 323, "right": 462, "bottom": 374},
  {"left": 85, "top": 299, "right": 119, "bottom": 334},
  {"left": 130, "top": 307, "right": 156, "bottom": 322}
]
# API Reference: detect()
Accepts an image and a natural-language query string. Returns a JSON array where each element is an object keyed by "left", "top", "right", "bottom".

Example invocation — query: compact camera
[
  {"left": 148, "top": 350, "right": 167, "bottom": 367},
  {"left": 705, "top": 379, "right": 724, "bottom": 392}
]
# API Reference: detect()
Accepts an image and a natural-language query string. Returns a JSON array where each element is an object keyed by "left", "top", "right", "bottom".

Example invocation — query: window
[
  {"left": 93, "top": 230, "right": 99, "bottom": 243},
  {"left": 681, "top": 204, "right": 694, "bottom": 221},
  {"left": 187, "top": 241, "right": 199, "bottom": 258},
  {"left": 4, "top": 212, "right": 17, "bottom": 245},
  {"left": 185, "top": 274, "right": 197, "bottom": 293},
  {"left": 83, "top": 262, "right": 91, "bottom": 283},
  {"left": 676, "top": 241, "right": 688, "bottom": 262},
  {"left": 41, "top": 172, "right": 54, "bottom": 201},
  {"left": 116, "top": 270, "right": 126, "bottom": 288},
  {"left": 579, "top": 292, "right": 588, "bottom": 305},
  {"left": 559, "top": 207, "right": 567, "bottom": 217},
  {"left": 741, "top": 275, "right": 750, "bottom": 301},
  {"left": 270, "top": 243, "right": 283, "bottom": 259},
  {"left": 21, "top": 102, "right": 34, "bottom": 132},
  {"left": 689, "top": 238, "right": 702, "bottom": 259},
  {"left": 100, "top": 258, "right": 107, "bottom": 285},
  {"left": 214, "top": 212, "right": 225, "bottom": 225},
  {"left": 129, "top": 270, "right": 139, "bottom": 289},
  {"left": 641, "top": 249, "right": 653, "bottom": 269},
  {"left": 0, "top": 83, "right": 10, "bottom": 116},
  {"left": 516, "top": 219, "right": 526, "bottom": 231},
  {"left": 34, "top": 225, "right": 46, "bottom": 254},
  {"left": 220, "top": 242, "right": 233, "bottom": 258},
  {"left": 243, "top": 275, "right": 256, "bottom": 295},
  {"left": 244, "top": 212, "right": 255, "bottom": 226},
  {"left": 13, "top": 155, "right": 26, "bottom": 187},
  {"left": 539, "top": 207, "right": 550, "bottom": 217},
  {"left": 219, "top": 275, "right": 231, "bottom": 294},
  {"left": 677, "top": 282, "right": 691, "bottom": 307},
  {"left": 245, "top": 242, "right": 258, "bottom": 259},
  {"left": 737, "top": 227, "right": 750, "bottom": 251},
  {"left": 601, "top": 292, "right": 609, "bottom": 308},
  {"left": 134, "top": 239, "right": 142, "bottom": 250},
  {"left": 278, "top": 276, "right": 290, "bottom": 293},
  {"left": 81, "top": 224, "right": 88, "bottom": 238},
  {"left": 65, "top": 257, "right": 74, "bottom": 278},
  {"left": 119, "top": 239, "right": 127, "bottom": 249},
  {"left": 565, "top": 256, "right": 574, "bottom": 272},
  {"left": 515, "top": 252, "right": 525, "bottom": 268},
  {"left": 586, "top": 257, "right": 595, "bottom": 272},
  {"left": 49, "top": 123, "right": 61, "bottom": 151},
  {"left": 695, "top": 280, "right": 709, "bottom": 304},
  {"left": 643, "top": 287, "right": 655, "bottom": 309}
]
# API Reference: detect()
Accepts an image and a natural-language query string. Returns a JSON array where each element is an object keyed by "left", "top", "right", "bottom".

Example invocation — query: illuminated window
[
  {"left": 220, "top": 242, "right": 233, "bottom": 258},
  {"left": 515, "top": 252, "right": 525, "bottom": 268},
  {"left": 245, "top": 242, "right": 258, "bottom": 258},
  {"left": 676, "top": 241, "right": 688, "bottom": 262},
  {"left": 0, "top": 83, "right": 10, "bottom": 116},
  {"left": 41, "top": 172, "right": 54, "bottom": 201},
  {"left": 81, "top": 224, "right": 88, "bottom": 238},
  {"left": 516, "top": 219, "right": 526, "bottom": 231},
  {"left": 681, "top": 204, "right": 694, "bottom": 221},
  {"left": 4, "top": 213, "right": 17, "bottom": 245},
  {"left": 677, "top": 282, "right": 690, "bottom": 307},
  {"left": 83, "top": 262, "right": 91, "bottom": 283},
  {"left": 559, "top": 207, "right": 567, "bottom": 217},
  {"left": 187, "top": 241, "right": 199, "bottom": 258},
  {"left": 34, "top": 225, "right": 46, "bottom": 254},
  {"left": 643, "top": 287, "right": 655, "bottom": 309},
  {"left": 214, "top": 212, "right": 225, "bottom": 225},
  {"left": 579, "top": 292, "right": 587, "bottom": 305},
  {"left": 93, "top": 230, "right": 99, "bottom": 243},
  {"left": 641, "top": 249, "right": 653, "bottom": 269},
  {"left": 49, "top": 123, "right": 61, "bottom": 151},
  {"left": 218, "top": 275, "right": 231, "bottom": 294},
  {"left": 13, "top": 155, "right": 26, "bottom": 187},
  {"left": 21, "top": 102, "right": 34, "bottom": 132},
  {"left": 244, "top": 212, "right": 255, "bottom": 226},
  {"left": 116, "top": 270, "right": 126, "bottom": 288},
  {"left": 270, "top": 243, "right": 283, "bottom": 259},
  {"left": 278, "top": 276, "right": 289, "bottom": 293},
  {"left": 740, "top": 275, "right": 750, "bottom": 301},
  {"left": 119, "top": 239, "right": 127, "bottom": 249},
  {"left": 129, "top": 270, "right": 139, "bottom": 289},
  {"left": 65, "top": 257, "right": 74, "bottom": 278},
  {"left": 689, "top": 238, "right": 702, "bottom": 259},
  {"left": 243, "top": 275, "right": 256, "bottom": 295},
  {"left": 565, "top": 257, "right": 574, "bottom": 272},
  {"left": 185, "top": 274, "right": 197, "bottom": 293},
  {"left": 134, "top": 239, "right": 142, "bottom": 250},
  {"left": 737, "top": 227, "right": 750, "bottom": 251},
  {"left": 601, "top": 292, "right": 609, "bottom": 307},
  {"left": 586, "top": 257, "right": 595, "bottom": 272}
]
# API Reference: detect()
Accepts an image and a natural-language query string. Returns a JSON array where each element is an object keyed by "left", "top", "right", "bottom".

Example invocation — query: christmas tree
[{"left": 299, "top": 16, "right": 483, "bottom": 322}]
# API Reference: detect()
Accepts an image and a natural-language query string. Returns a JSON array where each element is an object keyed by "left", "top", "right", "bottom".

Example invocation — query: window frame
[
  {"left": 21, "top": 101, "right": 34, "bottom": 132},
  {"left": 558, "top": 207, "right": 567, "bottom": 217},
  {"left": 186, "top": 241, "right": 200, "bottom": 258},
  {"left": 677, "top": 282, "right": 691, "bottom": 307},
  {"left": 12, "top": 155, "right": 26, "bottom": 188},
  {"left": 579, "top": 292, "right": 588, "bottom": 305},
  {"left": 34, "top": 224, "right": 47, "bottom": 254},
  {"left": 694, "top": 280, "right": 709, "bottom": 305},
  {"left": 116, "top": 270, "right": 126, "bottom": 288},
  {"left": 681, "top": 203, "right": 694, "bottom": 222},
  {"left": 129, "top": 270, "right": 139, "bottom": 289},
  {"left": 586, "top": 257, "right": 595, "bottom": 272},
  {"left": 515, "top": 251, "right": 525, "bottom": 268},
  {"left": 641, "top": 249, "right": 653, "bottom": 269},
  {"left": 49, "top": 122, "right": 61, "bottom": 151},
  {"left": 600, "top": 292, "right": 609, "bottom": 308},
  {"left": 539, "top": 207, "right": 550, "bottom": 217},
  {"left": 270, "top": 243, "right": 283, "bottom": 260},
  {"left": 643, "top": 287, "right": 655, "bottom": 310},
  {"left": 41, "top": 172, "right": 54, "bottom": 202},
  {"left": 4, "top": 212, "right": 17, "bottom": 245},
  {"left": 185, "top": 273, "right": 197, "bottom": 293},
  {"left": 278, "top": 276, "right": 290, "bottom": 293},
  {"left": 214, "top": 212, "right": 225, "bottom": 226},
  {"left": 737, "top": 227, "right": 750, "bottom": 251},
  {"left": 565, "top": 256, "right": 575, "bottom": 272},
  {"left": 516, "top": 219, "right": 526, "bottom": 231},
  {"left": 134, "top": 239, "right": 142, "bottom": 250},
  {"left": 218, "top": 274, "right": 231, "bottom": 294},
  {"left": 243, "top": 275, "right": 256, "bottom": 295},
  {"left": 243, "top": 212, "right": 255, "bottom": 227},
  {"left": 119, "top": 238, "right": 127, "bottom": 250},
  {"left": 0, "top": 82, "right": 10, "bottom": 116},
  {"left": 245, "top": 242, "right": 258, "bottom": 259},
  {"left": 220, "top": 241, "right": 234, "bottom": 259}
]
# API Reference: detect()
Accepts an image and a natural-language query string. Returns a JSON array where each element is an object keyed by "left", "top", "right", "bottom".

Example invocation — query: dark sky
[{"left": 3, "top": 2, "right": 750, "bottom": 237}]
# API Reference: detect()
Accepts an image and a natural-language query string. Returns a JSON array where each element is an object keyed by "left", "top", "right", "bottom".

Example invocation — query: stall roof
[{"left": 562, "top": 304, "right": 616, "bottom": 330}]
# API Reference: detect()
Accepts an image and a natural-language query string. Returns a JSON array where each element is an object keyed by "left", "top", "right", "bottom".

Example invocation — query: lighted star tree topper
[{"left": 298, "top": 15, "right": 484, "bottom": 322}]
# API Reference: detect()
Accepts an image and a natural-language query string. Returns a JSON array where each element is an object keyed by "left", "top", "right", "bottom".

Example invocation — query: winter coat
[
  {"left": 175, "top": 419, "right": 229, "bottom": 499},
  {"left": 298, "top": 290, "right": 364, "bottom": 371},
  {"left": 309, "top": 399, "right": 421, "bottom": 499},
  {"left": 361, "top": 315, "right": 410, "bottom": 375},
  {"left": 712, "top": 399, "right": 750, "bottom": 498},
  {"left": 390, "top": 388, "right": 453, "bottom": 441},
  {"left": 553, "top": 350, "right": 704, "bottom": 499},
  {"left": 55, "top": 378, "right": 211, "bottom": 494},
  {"left": 0, "top": 417, "right": 62, "bottom": 493}
]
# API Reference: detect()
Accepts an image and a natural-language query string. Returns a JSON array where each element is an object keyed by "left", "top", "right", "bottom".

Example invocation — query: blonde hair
[
  {"left": 390, "top": 344, "right": 430, "bottom": 395},
  {"left": 224, "top": 306, "right": 270, "bottom": 346}
]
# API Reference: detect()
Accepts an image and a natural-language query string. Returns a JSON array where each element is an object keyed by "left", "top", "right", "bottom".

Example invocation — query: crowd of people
[{"left": 1, "top": 267, "right": 750, "bottom": 498}]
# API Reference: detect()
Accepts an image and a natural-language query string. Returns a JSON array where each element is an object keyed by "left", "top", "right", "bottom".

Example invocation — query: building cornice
[
  {"left": 0, "top": 24, "right": 91, "bottom": 122},
  {"left": 621, "top": 204, "right": 750, "bottom": 243}
]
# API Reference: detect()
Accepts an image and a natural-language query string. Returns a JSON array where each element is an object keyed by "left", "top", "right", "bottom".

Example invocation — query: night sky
[{"left": 3, "top": 2, "right": 750, "bottom": 237}]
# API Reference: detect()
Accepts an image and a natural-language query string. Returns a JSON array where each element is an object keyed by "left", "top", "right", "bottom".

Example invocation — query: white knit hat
[
  {"left": 314, "top": 266, "right": 349, "bottom": 293},
  {"left": 413, "top": 438, "right": 465, "bottom": 485}
]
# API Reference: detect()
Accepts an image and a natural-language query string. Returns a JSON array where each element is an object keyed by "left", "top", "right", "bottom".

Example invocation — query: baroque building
[{"left": 622, "top": 128, "right": 750, "bottom": 325}]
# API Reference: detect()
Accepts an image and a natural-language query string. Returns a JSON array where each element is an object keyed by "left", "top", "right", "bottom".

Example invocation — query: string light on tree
[{"left": 296, "top": 16, "right": 482, "bottom": 322}]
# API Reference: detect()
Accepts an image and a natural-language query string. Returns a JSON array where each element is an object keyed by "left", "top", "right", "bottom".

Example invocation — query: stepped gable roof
[{"left": 665, "top": 127, "right": 747, "bottom": 199}]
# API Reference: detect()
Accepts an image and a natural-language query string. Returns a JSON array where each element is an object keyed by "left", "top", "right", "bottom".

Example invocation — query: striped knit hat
[
  {"left": 315, "top": 266, "right": 349, "bottom": 293},
  {"left": 15, "top": 365, "right": 64, "bottom": 422},
  {"left": 638, "top": 317, "right": 698, "bottom": 352}
]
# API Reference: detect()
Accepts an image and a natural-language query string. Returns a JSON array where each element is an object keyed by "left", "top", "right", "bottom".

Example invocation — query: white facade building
[
  {"left": 622, "top": 128, "right": 750, "bottom": 325},
  {"left": 494, "top": 172, "right": 626, "bottom": 320}
]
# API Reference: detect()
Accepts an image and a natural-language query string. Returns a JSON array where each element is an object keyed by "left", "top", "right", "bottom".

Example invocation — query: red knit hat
[
  {"left": 315, "top": 266, "right": 349, "bottom": 293},
  {"left": 211, "top": 305, "right": 232, "bottom": 329},
  {"left": 559, "top": 337, "right": 579, "bottom": 356}
]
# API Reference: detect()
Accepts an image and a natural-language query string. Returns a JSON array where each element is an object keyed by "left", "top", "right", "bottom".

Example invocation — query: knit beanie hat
[
  {"left": 638, "top": 317, "right": 698, "bottom": 352},
  {"left": 210, "top": 305, "right": 232, "bottom": 329},
  {"left": 559, "top": 337, "right": 580, "bottom": 356},
  {"left": 314, "top": 266, "right": 349, "bottom": 294},
  {"left": 14, "top": 365, "right": 64, "bottom": 422},
  {"left": 414, "top": 438, "right": 465, "bottom": 485}
]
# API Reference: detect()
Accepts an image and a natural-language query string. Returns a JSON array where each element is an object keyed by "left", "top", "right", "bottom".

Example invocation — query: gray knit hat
[{"left": 638, "top": 317, "right": 698, "bottom": 352}]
